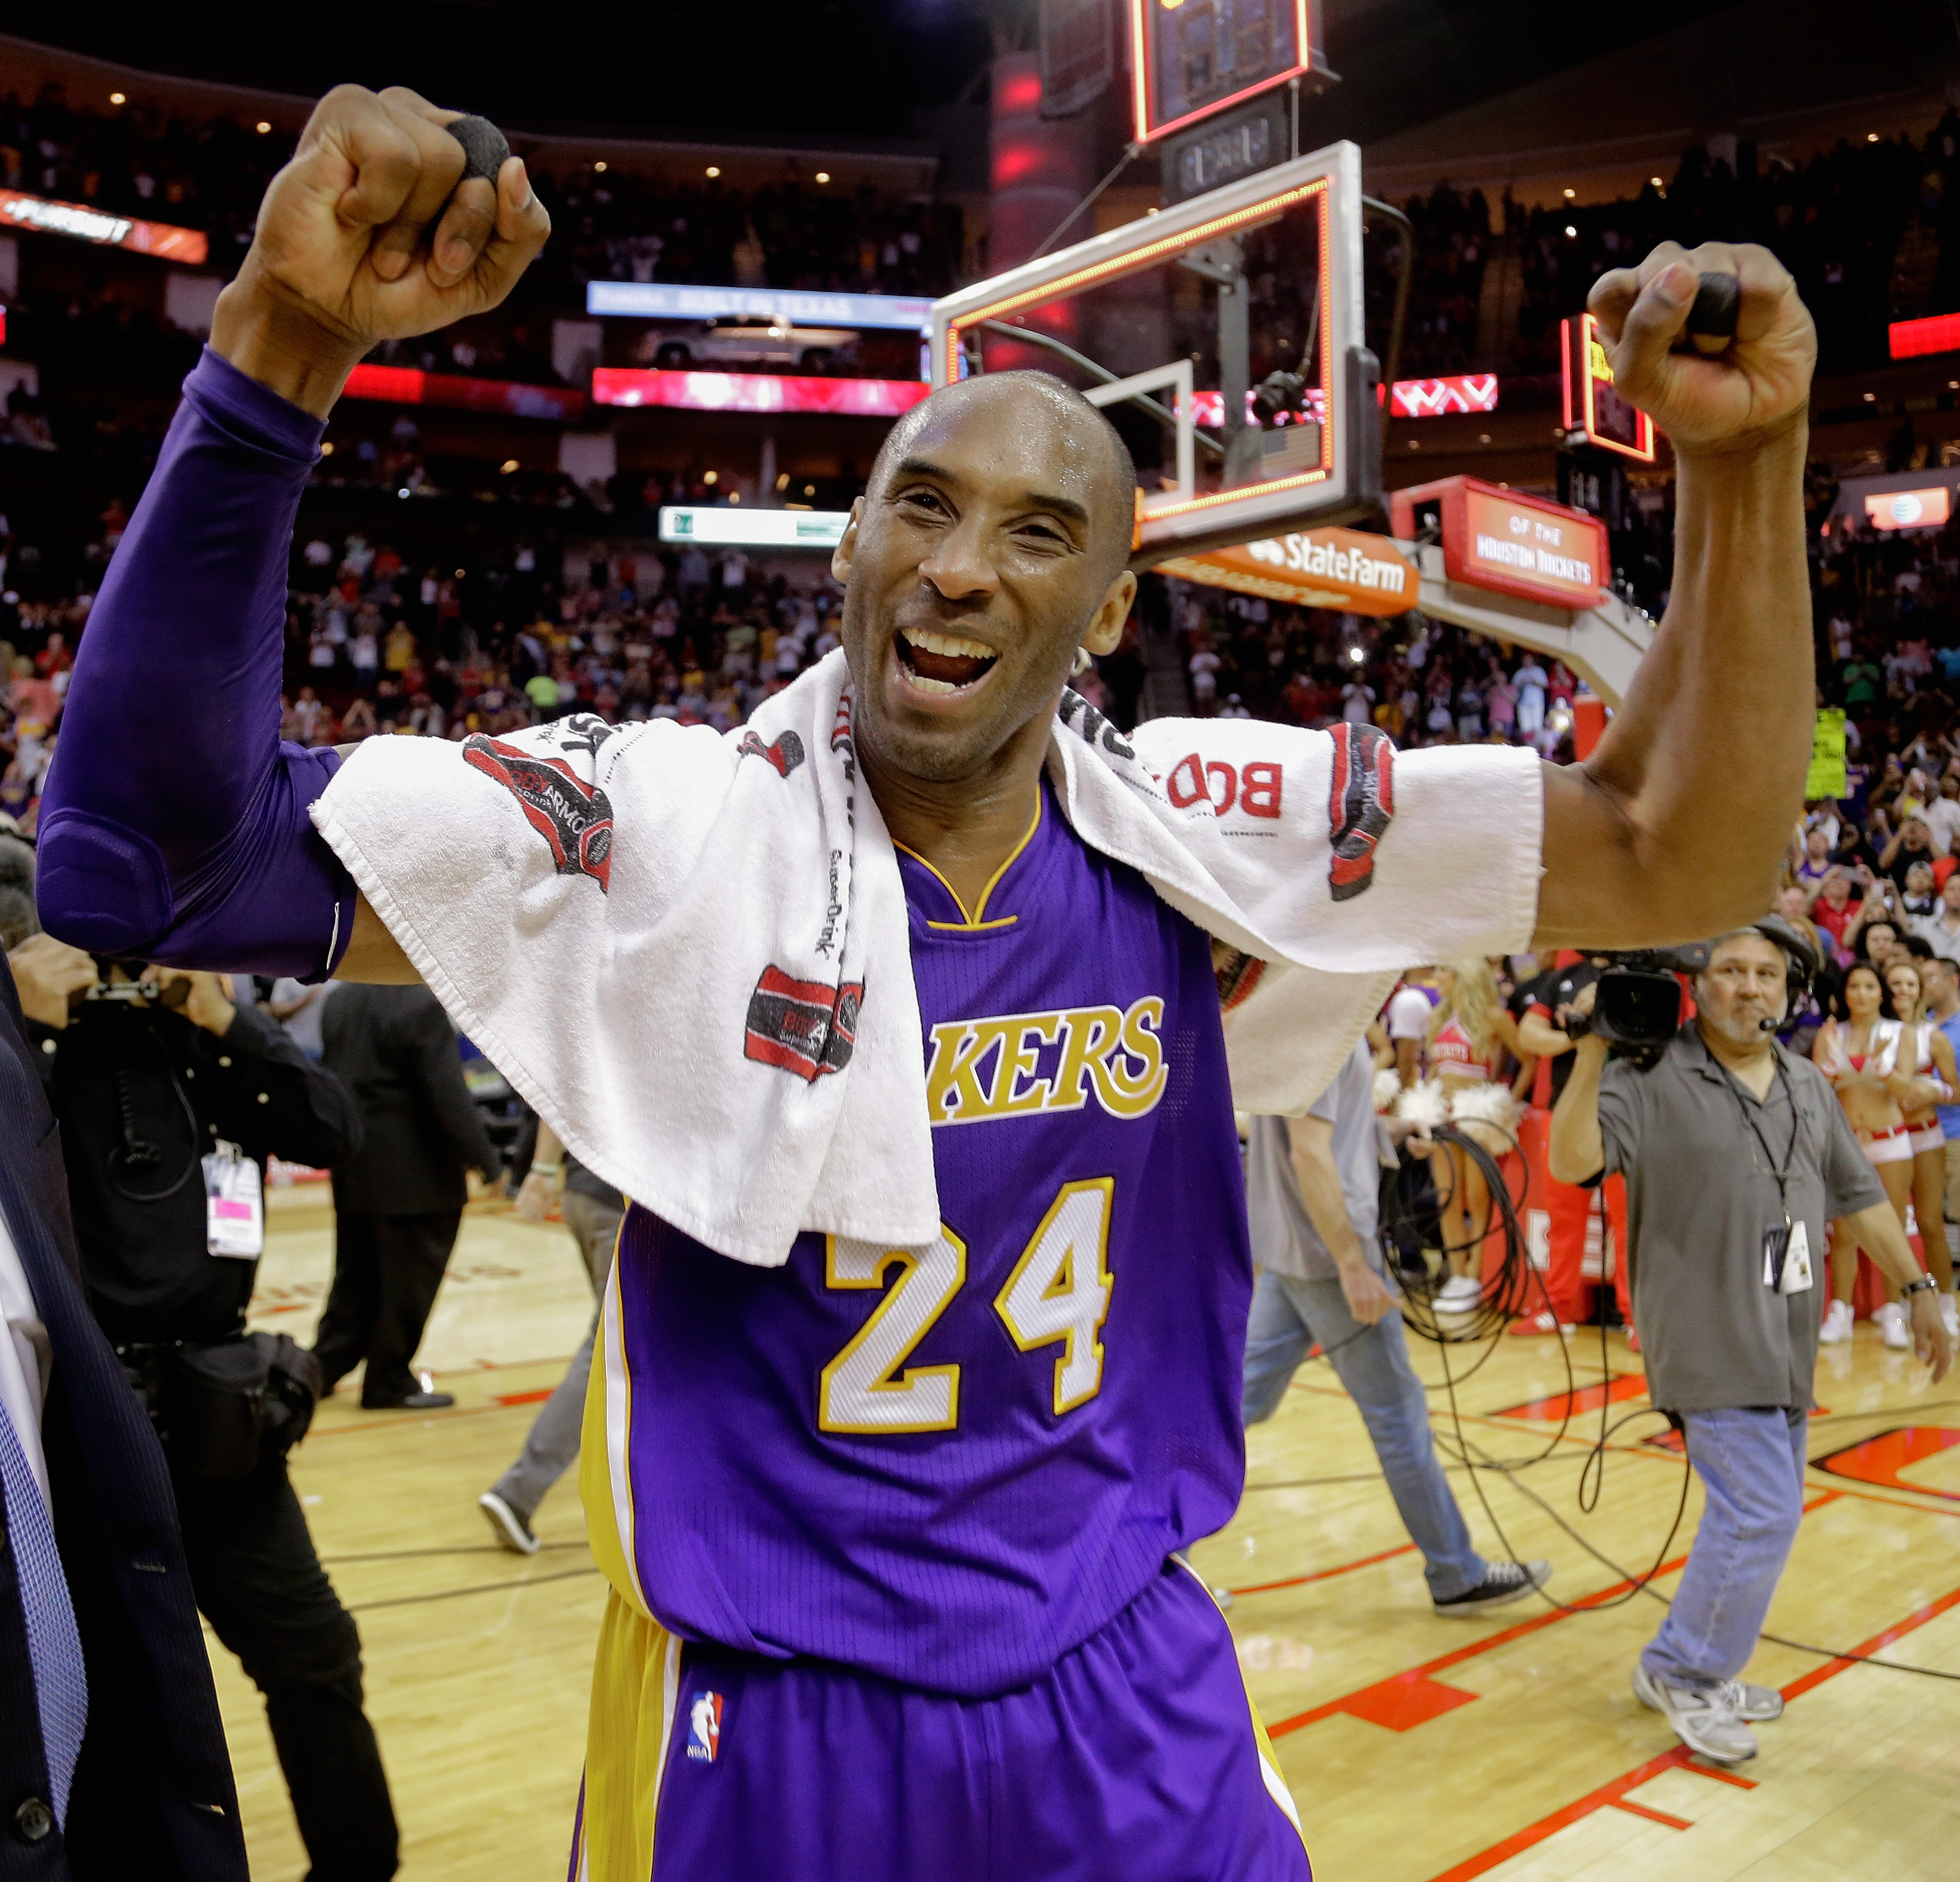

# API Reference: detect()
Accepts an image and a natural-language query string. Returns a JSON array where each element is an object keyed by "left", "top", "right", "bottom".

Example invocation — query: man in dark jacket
[
  {"left": 317, "top": 985, "right": 502, "bottom": 1411},
  {"left": 11, "top": 930, "right": 395, "bottom": 1879},
  {"left": 2, "top": 936, "right": 248, "bottom": 1880}
]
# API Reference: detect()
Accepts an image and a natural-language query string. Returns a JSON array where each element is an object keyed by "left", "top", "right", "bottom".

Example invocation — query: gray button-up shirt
[{"left": 1597, "top": 1025, "right": 1884, "bottom": 1413}]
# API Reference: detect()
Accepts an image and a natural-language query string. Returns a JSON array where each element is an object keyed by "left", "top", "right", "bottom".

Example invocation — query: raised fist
[
  {"left": 212, "top": 86, "right": 551, "bottom": 415},
  {"left": 1587, "top": 241, "right": 1816, "bottom": 459}
]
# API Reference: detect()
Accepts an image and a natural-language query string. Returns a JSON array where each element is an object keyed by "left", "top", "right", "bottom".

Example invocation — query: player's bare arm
[
  {"left": 213, "top": 87, "right": 549, "bottom": 983},
  {"left": 1533, "top": 241, "right": 1816, "bottom": 949}
]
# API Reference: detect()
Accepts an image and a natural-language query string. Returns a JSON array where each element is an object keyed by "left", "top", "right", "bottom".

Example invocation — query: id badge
[
  {"left": 1780, "top": 1220, "right": 1814, "bottom": 1296},
  {"left": 1762, "top": 1221, "right": 1791, "bottom": 1291},
  {"left": 203, "top": 1141, "right": 265, "bottom": 1260}
]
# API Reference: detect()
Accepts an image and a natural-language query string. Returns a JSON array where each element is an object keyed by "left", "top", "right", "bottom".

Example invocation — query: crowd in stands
[
  {"left": 1509, "top": 114, "right": 1960, "bottom": 377},
  {"left": 0, "top": 83, "right": 959, "bottom": 316}
]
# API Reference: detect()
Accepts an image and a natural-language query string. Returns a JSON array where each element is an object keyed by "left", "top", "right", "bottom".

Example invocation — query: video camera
[
  {"left": 1564, "top": 918, "right": 1820, "bottom": 1068},
  {"left": 1567, "top": 944, "right": 1711, "bottom": 1066}
]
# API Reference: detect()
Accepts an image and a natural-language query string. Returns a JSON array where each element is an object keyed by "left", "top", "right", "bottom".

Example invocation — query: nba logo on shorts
[{"left": 686, "top": 1691, "right": 724, "bottom": 1763}]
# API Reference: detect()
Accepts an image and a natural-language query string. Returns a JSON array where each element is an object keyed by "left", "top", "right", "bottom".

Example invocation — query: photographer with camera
[
  {"left": 1549, "top": 922, "right": 1952, "bottom": 1767},
  {"left": 24, "top": 953, "right": 400, "bottom": 1878}
]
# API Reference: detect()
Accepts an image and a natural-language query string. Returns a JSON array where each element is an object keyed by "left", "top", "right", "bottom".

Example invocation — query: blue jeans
[
  {"left": 1241, "top": 1268, "right": 1487, "bottom": 1601},
  {"left": 1640, "top": 1405, "right": 1807, "bottom": 1691}
]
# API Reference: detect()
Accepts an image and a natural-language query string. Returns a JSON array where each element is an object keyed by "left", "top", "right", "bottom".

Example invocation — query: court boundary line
[{"left": 1416, "top": 1574, "right": 1960, "bottom": 1882}]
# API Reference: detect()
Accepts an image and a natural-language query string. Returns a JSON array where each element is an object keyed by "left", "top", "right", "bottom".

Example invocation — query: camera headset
[{"left": 1744, "top": 914, "right": 1819, "bottom": 1033}]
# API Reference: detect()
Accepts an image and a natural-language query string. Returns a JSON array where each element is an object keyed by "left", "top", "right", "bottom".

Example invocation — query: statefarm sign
[{"left": 1155, "top": 526, "right": 1418, "bottom": 616}]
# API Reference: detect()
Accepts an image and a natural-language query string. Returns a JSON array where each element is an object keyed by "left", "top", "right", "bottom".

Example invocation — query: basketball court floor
[{"left": 227, "top": 1183, "right": 1960, "bottom": 1881}]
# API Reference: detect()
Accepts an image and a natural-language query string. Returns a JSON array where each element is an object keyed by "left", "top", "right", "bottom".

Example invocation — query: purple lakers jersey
[{"left": 591, "top": 780, "right": 1250, "bottom": 1697}]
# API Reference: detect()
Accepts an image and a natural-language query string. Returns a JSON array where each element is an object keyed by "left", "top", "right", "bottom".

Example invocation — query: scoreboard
[
  {"left": 1561, "top": 311, "right": 1656, "bottom": 462},
  {"left": 1129, "top": 0, "right": 1325, "bottom": 143}
]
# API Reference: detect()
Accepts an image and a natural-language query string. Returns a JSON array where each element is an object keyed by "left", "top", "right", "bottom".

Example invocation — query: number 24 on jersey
[{"left": 818, "top": 1178, "right": 1114, "bottom": 1434}]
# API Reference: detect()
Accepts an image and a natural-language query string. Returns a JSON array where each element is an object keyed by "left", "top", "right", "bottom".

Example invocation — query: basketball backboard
[{"left": 928, "top": 139, "right": 1379, "bottom": 568}]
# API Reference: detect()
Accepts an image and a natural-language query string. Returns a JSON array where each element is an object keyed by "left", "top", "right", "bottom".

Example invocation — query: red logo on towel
[
  {"left": 1326, "top": 724, "right": 1393, "bottom": 902},
  {"left": 744, "top": 966, "right": 862, "bottom": 1081},
  {"left": 461, "top": 735, "right": 614, "bottom": 891},
  {"left": 736, "top": 729, "right": 806, "bottom": 778}
]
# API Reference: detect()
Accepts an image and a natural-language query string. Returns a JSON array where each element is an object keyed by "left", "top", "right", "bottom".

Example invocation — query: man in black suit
[
  {"left": 2, "top": 933, "right": 248, "bottom": 1880},
  {"left": 317, "top": 985, "right": 503, "bottom": 1411}
]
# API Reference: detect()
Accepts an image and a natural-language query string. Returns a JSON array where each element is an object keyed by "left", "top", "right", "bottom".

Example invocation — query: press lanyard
[{"left": 1719, "top": 1047, "right": 1800, "bottom": 1225}]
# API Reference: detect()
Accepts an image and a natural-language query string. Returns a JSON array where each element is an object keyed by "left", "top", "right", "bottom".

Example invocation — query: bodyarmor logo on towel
[
  {"left": 685, "top": 1691, "right": 723, "bottom": 1762},
  {"left": 745, "top": 966, "right": 863, "bottom": 1080},
  {"left": 1165, "top": 754, "right": 1282, "bottom": 821},
  {"left": 1326, "top": 723, "right": 1394, "bottom": 902},
  {"left": 736, "top": 728, "right": 807, "bottom": 778},
  {"left": 461, "top": 734, "right": 615, "bottom": 891}
]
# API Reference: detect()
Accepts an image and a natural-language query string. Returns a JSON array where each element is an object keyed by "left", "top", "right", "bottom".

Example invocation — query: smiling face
[
  {"left": 832, "top": 374, "right": 1137, "bottom": 785},
  {"left": 1886, "top": 959, "right": 1924, "bottom": 1019}
]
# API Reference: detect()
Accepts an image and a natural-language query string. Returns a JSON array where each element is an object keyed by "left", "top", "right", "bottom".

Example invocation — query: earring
[{"left": 1070, "top": 646, "right": 1092, "bottom": 676}]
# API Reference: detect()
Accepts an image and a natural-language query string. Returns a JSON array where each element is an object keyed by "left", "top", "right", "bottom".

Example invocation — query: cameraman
[
  {"left": 1550, "top": 922, "right": 1952, "bottom": 1768},
  {"left": 28, "top": 955, "right": 400, "bottom": 1879}
]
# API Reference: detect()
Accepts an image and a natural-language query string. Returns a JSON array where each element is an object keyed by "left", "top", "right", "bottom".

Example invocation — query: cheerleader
[
  {"left": 1390, "top": 958, "right": 1524, "bottom": 1310},
  {"left": 1814, "top": 964, "right": 1917, "bottom": 1347}
]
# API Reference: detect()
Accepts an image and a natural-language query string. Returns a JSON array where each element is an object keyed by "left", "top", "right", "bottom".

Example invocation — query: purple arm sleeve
[{"left": 36, "top": 347, "right": 357, "bottom": 981}]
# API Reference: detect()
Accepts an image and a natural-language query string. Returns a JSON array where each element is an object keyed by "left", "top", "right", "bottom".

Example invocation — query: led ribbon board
[{"left": 930, "top": 140, "right": 1372, "bottom": 566}]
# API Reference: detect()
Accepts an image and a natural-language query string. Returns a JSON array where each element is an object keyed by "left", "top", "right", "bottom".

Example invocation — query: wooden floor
[{"left": 229, "top": 1186, "right": 1960, "bottom": 1880}]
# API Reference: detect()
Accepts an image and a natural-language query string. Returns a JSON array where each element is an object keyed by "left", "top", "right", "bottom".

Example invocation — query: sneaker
[
  {"left": 1631, "top": 1664, "right": 1759, "bottom": 1764},
  {"left": 1506, "top": 1311, "right": 1573, "bottom": 1338},
  {"left": 1431, "top": 1559, "right": 1552, "bottom": 1616},
  {"left": 479, "top": 1490, "right": 541, "bottom": 1556},
  {"left": 1435, "top": 1274, "right": 1483, "bottom": 1308},
  {"left": 1819, "top": 1298, "right": 1854, "bottom": 1345},
  {"left": 1713, "top": 1678, "right": 1784, "bottom": 1722},
  {"left": 1941, "top": 1294, "right": 1959, "bottom": 1343},
  {"left": 1876, "top": 1301, "right": 1912, "bottom": 1351}
]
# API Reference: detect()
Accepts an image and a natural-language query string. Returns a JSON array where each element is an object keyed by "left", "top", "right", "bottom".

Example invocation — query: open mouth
[{"left": 895, "top": 625, "right": 999, "bottom": 695}]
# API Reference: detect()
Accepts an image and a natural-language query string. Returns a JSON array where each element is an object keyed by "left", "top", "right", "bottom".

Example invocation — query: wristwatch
[{"left": 1902, "top": 1274, "right": 1939, "bottom": 1299}]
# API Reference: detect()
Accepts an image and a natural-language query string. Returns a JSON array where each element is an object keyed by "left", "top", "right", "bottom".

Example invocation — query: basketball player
[{"left": 37, "top": 88, "right": 1821, "bottom": 1879}]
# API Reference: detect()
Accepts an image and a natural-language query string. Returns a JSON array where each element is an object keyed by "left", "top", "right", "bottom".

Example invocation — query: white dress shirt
[{"left": 0, "top": 1211, "right": 52, "bottom": 1506}]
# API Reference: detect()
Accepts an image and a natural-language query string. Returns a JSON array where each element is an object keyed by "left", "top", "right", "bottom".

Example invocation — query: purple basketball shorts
[{"left": 571, "top": 1559, "right": 1310, "bottom": 1882}]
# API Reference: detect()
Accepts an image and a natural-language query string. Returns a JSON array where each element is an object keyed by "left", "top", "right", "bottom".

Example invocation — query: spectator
[{"left": 313, "top": 986, "right": 504, "bottom": 1412}]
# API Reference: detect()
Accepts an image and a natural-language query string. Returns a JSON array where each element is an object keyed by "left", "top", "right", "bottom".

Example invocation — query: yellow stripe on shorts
[{"left": 574, "top": 1590, "right": 681, "bottom": 1882}]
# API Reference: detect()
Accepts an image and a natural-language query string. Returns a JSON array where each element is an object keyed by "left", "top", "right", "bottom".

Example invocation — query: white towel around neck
[{"left": 312, "top": 650, "right": 1542, "bottom": 1266}]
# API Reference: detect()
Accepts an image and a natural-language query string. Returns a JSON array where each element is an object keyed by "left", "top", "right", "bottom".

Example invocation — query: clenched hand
[
  {"left": 212, "top": 86, "right": 551, "bottom": 416},
  {"left": 1587, "top": 241, "right": 1815, "bottom": 459}
]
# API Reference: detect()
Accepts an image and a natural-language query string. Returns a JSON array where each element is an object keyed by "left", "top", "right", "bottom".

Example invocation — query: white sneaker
[
  {"left": 1818, "top": 1298, "right": 1854, "bottom": 1345},
  {"left": 1636, "top": 1665, "right": 1783, "bottom": 1724},
  {"left": 1436, "top": 1274, "right": 1483, "bottom": 1306},
  {"left": 1876, "top": 1301, "right": 1912, "bottom": 1351},
  {"left": 1631, "top": 1665, "right": 1759, "bottom": 1764}
]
